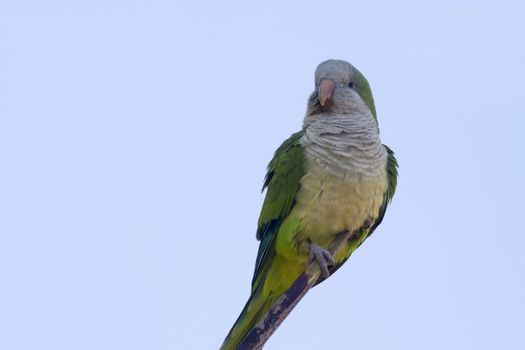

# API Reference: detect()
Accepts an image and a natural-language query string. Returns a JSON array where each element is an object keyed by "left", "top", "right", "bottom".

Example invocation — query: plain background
[{"left": 1, "top": 1, "right": 524, "bottom": 349}]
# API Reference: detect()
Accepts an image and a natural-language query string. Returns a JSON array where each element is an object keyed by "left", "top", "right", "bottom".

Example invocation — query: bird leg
[{"left": 308, "top": 244, "right": 335, "bottom": 279}]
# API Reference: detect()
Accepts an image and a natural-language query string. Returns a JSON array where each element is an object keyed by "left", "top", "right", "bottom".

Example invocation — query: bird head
[{"left": 306, "top": 59, "right": 377, "bottom": 121}]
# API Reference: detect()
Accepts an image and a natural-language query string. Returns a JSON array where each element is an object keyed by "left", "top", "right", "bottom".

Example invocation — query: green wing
[
  {"left": 366, "top": 144, "right": 398, "bottom": 234},
  {"left": 251, "top": 130, "right": 306, "bottom": 290},
  {"left": 384, "top": 145, "right": 398, "bottom": 202},
  {"left": 314, "top": 144, "right": 398, "bottom": 285}
]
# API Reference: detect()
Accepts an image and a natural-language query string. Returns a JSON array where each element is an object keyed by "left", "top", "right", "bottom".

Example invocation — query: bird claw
[{"left": 308, "top": 244, "right": 335, "bottom": 279}]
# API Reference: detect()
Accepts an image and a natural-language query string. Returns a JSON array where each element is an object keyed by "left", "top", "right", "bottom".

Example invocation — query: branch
[{"left": 236, "top": 230, "right": 354, "bottom": 350}]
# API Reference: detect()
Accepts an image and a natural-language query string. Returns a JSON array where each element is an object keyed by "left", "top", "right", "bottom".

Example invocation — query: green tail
[
  {"left": 220, "top": 284, "right": 278, "bottom": 350},
  {"left": 221, "top": 235, "right": 305, "bottom": 349}
]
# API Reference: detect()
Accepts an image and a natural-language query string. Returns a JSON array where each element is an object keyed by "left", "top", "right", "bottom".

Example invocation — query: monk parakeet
[{"left": 221, "top": 59, "right": 398, "bottom": 349}]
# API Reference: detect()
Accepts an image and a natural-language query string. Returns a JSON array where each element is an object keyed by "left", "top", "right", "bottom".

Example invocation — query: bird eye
[{"left": 348, "top": 82, "right": 354, "bottom": 88}]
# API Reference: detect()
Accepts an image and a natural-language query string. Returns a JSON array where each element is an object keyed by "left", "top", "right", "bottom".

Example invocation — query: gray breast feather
[{"left": 301, "top": 112, "right": 387, "bottom": 178}]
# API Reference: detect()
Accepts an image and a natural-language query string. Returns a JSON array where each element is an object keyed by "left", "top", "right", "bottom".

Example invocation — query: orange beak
[{"left": 318, "top": 79, "right": 336, "bottom": 107}]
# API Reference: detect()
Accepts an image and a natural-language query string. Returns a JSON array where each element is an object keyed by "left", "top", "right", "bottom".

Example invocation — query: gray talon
[{"left": 308, "top": 244, "right": 335, "bottom": 279}]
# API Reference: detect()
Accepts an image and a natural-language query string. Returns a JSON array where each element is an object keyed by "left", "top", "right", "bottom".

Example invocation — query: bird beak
[{"left": 318, "top": 79, "right": 335, "bottom": 107}]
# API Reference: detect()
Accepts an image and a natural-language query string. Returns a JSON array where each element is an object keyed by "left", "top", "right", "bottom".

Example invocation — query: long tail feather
[{"left": 220, "top": 285, "right": 277, "bottom": 350}]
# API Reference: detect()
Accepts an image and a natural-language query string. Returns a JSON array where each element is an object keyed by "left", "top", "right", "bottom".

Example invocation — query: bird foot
[{"left": 308, "top": 244, "right": 335, "bottom": 279}]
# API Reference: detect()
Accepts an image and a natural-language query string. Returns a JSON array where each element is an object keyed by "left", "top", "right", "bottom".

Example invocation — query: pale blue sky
[{"left": 1, "top": 1, "right": 524, "bottom": 349}]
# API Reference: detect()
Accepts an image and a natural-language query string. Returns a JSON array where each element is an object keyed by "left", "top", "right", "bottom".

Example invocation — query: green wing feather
[
  {"left": 366, "top": 144, "right": 398, "bottom": 235},
  {"left": 220, "top": 131, "right": 306, "bottom": 350},
  {"left": 251, "top": 130, "right": 306, "bottom": 289},
  {"left": 384, "top": 145, "right": 398, "bottom": 202}
]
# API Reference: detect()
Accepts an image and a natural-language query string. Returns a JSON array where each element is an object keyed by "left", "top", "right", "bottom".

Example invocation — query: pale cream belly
[{"left": 291, "top": 160, "right": 388, "bottom": 246}]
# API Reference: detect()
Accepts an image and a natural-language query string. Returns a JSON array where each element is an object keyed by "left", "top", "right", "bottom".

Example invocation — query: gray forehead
[{"left": 314, "top": 59, "right": 354, "bottom": 85}]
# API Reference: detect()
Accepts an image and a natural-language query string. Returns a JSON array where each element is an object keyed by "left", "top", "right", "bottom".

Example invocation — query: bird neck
[{"left": 300, "top": 109, "right": 386, "bottom": 179}]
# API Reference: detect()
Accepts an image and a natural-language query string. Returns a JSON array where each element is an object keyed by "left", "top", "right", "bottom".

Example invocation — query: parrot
[{"left": 220, "top": 59, "right": 398, "bottom": 350}]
